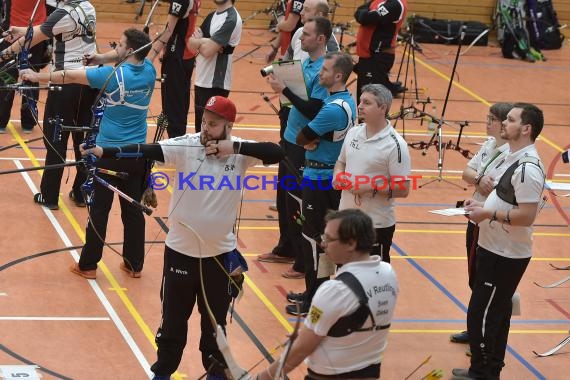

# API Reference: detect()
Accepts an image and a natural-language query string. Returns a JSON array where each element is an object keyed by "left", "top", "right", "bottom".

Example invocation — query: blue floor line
[{"left": 391, "top": 242, "right": 546, "bottom": 380}]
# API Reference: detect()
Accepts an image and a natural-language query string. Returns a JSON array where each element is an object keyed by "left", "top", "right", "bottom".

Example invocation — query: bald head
[{"left": 301, "top": 0, "right": 330, "bottom": 24}]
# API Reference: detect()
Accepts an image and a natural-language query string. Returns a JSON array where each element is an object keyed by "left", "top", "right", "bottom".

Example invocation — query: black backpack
[{"left": 526, "top": 0, "right": 565, "bottom": 50}]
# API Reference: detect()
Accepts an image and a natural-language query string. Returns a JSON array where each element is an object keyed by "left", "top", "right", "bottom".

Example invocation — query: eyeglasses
[
  {"left": 320, "top": 234, "right": 340, "bottom": 244},
  {"left": 486, "top": 114, "right": 501, "bottom": 124}
]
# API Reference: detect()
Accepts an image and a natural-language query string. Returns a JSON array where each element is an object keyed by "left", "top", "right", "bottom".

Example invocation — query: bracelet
[
  {"left": 474, "top": 173, "right": 484, "bottom": 185},
  {"left": 61, "top": 70, "right": 65, "bottom": 84},
  {"left": 504, "top": 209, "right": 511, "bottom": 225}
]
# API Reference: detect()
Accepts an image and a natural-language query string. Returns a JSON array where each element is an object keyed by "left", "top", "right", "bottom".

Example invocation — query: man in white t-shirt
[
  {"left": 450, "top": 102, "right": 513, "bottom": 345},
  {"left": 333, "top": 83, "right": 411, "bottom": 263},
  {"left": 83, "top": 96, "right": 285, "bottom": 380},
  {"left": 187, "top": 0, "right": 242, "bottom": 132},
  {"left": 255, "top": 209, "right": 398, "bottom": 380},
  {"left": 453, "top": 103, "right": 546, "bottom": 380}
]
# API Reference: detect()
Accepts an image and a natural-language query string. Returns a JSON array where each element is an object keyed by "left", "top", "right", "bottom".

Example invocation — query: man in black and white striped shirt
[
  {"left": 187, "top": 0, "right": 242, "bottom": 132},
  {"left": 2, "top": 0, "right": 98, "bottom": 209}
]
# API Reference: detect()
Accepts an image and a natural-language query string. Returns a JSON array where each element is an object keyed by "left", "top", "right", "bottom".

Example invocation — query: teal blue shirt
[{"left": 86, "top": 59, "right": 156, "bottom": 147}]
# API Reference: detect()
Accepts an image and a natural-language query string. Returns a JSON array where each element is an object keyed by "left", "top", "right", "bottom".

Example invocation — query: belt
[{"left": 305, "top": 159, "right": 335, "bottom": 169}]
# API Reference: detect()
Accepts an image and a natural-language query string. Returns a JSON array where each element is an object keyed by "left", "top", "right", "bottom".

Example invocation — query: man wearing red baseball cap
[{"left": 80, "top": 95, "right": 285, "bottom": 380}]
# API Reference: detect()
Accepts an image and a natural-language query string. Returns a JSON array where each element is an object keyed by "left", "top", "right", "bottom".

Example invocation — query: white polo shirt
[
  {"left": 159, "top": 134, "right": 258, "bottom": 257},
  {"left": 477, "top": 145, "right": 544, "bottom": 259},
  {"left": 337, "top": 122, "right": 411, "bottom": 228},
  {"left": 304, "top": 257, "right": 398, "bottom": 374},
  {"left": 467, "top": 137, "right": 509, "bottom": 202}
]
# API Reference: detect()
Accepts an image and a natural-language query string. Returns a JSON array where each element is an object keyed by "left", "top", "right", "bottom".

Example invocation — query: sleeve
[
  {"left": 159, "top": 134, "right": 200, "bottom": 167},
  {"left": 387, "top": 137, "right": 411, "bottom": 177},
  {"left": 210, "top": 9, "right": 239, "bottom": 46},
  {"left": 85, "top": 66, "right": 114, "bottom": 90},
  {"left": 307, "top": 103, "right": 347, "bottom": 136},
  {"left": 169, "top": 0, "right": 190, "bottom": 17},
  {"left": 40, "top": 8, "right": 68, "bottom": 38},
  {"left": 511, "top": 162, "right": 545, "bottom": 204},
  {"left": 304, "top": 280, "right": 359, "bottom": 336},
  {"left": 354, "top": 1, "right": 404, "bottom": 26},
  {"left": 467, "top": 137, "right": 493, "bottom": 171},
  {"left": 291, "top": 0, "right": 304, "bottom": 15}
]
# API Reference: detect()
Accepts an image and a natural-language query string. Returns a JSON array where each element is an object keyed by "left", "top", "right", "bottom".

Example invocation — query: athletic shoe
[
  {"left": 0, "top": 128, "right": 7, "bottom": 134},
  {"left": 286, "top": 292, "right": 305, "bottom": 303},
  {"left": 281, "top": 268, "right": 304, "bottom": 279},
  {"left": 69, "top": 263, "right": 96, "bottom": 279},
  {"left": 268, "top": 203, "right": 277, "bottom": 211},
  {"left": 22, "top": 128, "right": 33, "bottom": 134},
  {"left": 450, "top": 330, "right": 469, "bottom": 344},
  {"left": 120, "top": 262, "right": 142, "bottom": 278},
  {"left": 285, "top": 302, "right": 309, "bottom": 317},
  {"left": 69, "top": 191, "right": 86, "bottom": 207},
  {"left": 257, "top": 252, "right": 294, "bottom": 264},
  {"left": 451, "top": 368, "right": 475, "bottom": 380},
  {"left": 33, "top": 193, "right": 58, "bottom": 210}
]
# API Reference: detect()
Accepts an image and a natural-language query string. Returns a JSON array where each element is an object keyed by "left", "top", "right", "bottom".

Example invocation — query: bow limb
[
  {"left": 177, "top": 221, "right": 250, "bottom": 380},
  {"left": 142, "top": 0, "right": 163, "bottom": 34}
]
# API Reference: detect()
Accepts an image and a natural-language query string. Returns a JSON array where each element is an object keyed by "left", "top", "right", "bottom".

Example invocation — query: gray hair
[
  {"left": 361, "top": 84, "right": 393, "bottom": 110},
  {"left": 489, "top": 102, "right": 514, "bottom": 121}
]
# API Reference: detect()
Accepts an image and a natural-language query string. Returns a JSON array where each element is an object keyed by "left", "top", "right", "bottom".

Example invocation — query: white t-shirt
[
  {"left": 194, "top": 7, "right": 242, "bottom": 90},
  {"left": 478, "top": 145, "right": 545, "bottom": 259},
  {"left": 159, "top": 134, "right": 258, "bottom": 257},
  {"left": 467, "top": 137, "right": 509, "bottom": 202},
  {"left": 304, "top": 256, "right": 399, "bottom": 375},
  {"left": 337, "top": 123, "right": 411, "bottom": 227}
]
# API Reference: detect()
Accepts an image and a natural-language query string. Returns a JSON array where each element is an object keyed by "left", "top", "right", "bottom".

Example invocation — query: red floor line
[
  {"left": 545, "top": 298, "right": 570, "bottom": 319},
  {"left": 253, "top": 260, "right": 268, "bottom": 273}
]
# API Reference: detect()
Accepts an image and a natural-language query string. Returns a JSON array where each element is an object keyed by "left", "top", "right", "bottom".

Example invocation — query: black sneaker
[
  {"left": 450, "top": 330, "right": 469, "bottom": 344},
  {"left": 69, "top": 191, "right": 86, "bottom": 207},
  {"left": 33, "top": 193, "right": 58, "bottom": 210},
  {"left": 285, "top": 302, "right": 309, "bottom": 317},
  {"left": 286, "top": 292, "right": 305, "bottom": 303}
]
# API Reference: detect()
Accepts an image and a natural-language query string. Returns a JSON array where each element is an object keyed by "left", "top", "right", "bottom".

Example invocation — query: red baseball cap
[{"left": 204, "top": 96, "right": 237, "bottom": 122}]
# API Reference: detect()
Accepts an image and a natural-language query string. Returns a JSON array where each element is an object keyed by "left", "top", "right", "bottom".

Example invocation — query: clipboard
[{"left": 271, "top": 60, "right": 308, "bottom": 105}]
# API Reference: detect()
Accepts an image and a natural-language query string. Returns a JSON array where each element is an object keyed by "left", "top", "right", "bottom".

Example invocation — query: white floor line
[{"left": 14, "top": 160, "right": 152, "bottom": 379}]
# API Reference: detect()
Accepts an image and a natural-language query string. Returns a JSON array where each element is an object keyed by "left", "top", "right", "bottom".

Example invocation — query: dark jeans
[
  {"left": 40, "top": 83, "right": 97, "bottom": 204},
  {"left": 194, "top": 86, "right": 230, "bottom": 133},
  {"left": 467, "top": 247, "right": 530, "bottom": 380},
  {"left": 151, "top": 246, "right": 233, "bottom": 377},
  {"left": 79, "top": 158, "right": 146, "bottom": 272},
  {"left": 162, "top": 52, "right": 195, "bottom": 138}
]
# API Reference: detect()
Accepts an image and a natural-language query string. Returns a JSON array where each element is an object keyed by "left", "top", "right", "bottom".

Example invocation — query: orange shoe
[
  {"left": 69, "top": 263, "right": 96, "bottom": 279},
  {"left": 281, "top": 267, "right": 305, "bottom": 279},
  {"left": 257, "top": 252, "right": 294, "bottom": 264},
  {"left": 120, "top": 262, "right": 142, "bottom": 278}
]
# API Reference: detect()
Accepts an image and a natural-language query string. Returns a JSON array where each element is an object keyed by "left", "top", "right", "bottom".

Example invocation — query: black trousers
[
  {"left": 467, "top": 247, "right": 530, "bottom": 380},
  {"left": 40, "top": 83, "right": 97, "bottom": 204},
  {"left": 465, "top": 222, "right": 480, "bottom": 290},
  {"left": 0, "top": 42, "right": 47, "bottom": 130},
  {"left": 301, "top": 180, "right": 341, "bottom": 304},
  {"left": 161, "top": 52, "right": 195, "bottom": 138},
  {"left": 151, "top": 246, "right": 233, "bottom": 377},
  {"left": 373, "top": 225, "right": 396, "bottom": 263},
  {"left": 194, "top": 86, "right": 230, "bottom": 133},
  {"left": 79, "top": 158, "right": 146, "bottom": 272},
  {"left": 355, "top": 52, "right": 395, "bottom": 104},
  {"left": 279, "top": 140, "right": 306, "bottom": 272}
]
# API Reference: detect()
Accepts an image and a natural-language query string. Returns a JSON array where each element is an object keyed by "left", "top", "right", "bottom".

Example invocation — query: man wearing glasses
[
  {"left": 255, "top": 209, "right": 399, "bottom": 380},
  {"left": 454, "top": 103, "right": 546, "bottom": 380},
  {"left": 449, "top": 103, "right": 513, "bottom": 346}
]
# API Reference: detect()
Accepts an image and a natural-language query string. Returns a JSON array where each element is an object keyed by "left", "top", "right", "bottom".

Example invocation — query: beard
[{"left": 200, "top": 128, "right": 227, "bottom": 146}]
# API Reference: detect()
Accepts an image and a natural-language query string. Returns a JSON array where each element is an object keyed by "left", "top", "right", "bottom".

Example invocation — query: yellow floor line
[{"left": 391, "top": 329, "right": 568, "bottom": 334}]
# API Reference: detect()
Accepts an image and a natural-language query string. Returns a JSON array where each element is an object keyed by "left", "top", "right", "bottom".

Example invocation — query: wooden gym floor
[{"left": 0, "top": 21, "right": 569, "bottom": 380}]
